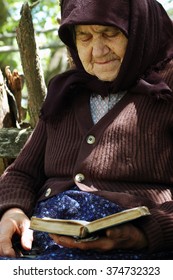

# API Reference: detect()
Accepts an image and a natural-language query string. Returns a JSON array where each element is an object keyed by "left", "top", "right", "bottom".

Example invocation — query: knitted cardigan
[{"left": 0, "top": 61, "right": 173, "bottom": 254}]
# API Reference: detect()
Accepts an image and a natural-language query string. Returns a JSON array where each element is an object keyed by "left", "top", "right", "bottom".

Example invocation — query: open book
[{"left": 30, "top": 206, "right": 150, "bottom": 239}]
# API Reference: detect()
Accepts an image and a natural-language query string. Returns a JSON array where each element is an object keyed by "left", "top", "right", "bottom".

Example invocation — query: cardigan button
[
  {"left": 86, "top": 135, "right": 95, "bottom": 144},
  {"left": 75, "top": 173, "right": 85, "bottom": 183},
  {"left": 45, "top": 188, "right": 52, "bottom": 197}
]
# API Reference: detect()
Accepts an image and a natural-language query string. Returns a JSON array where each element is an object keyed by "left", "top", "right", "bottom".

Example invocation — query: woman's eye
[
  {"left": 104, "top": 31, "right": 120, "bottom": 38},
  {"left": 77, "top": 34, "right": 92, "bottom": 42}
]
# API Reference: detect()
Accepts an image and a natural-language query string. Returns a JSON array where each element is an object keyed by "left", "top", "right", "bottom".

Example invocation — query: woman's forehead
[{"left": 75, "top": 25, "right": 120, "bottom": 33}]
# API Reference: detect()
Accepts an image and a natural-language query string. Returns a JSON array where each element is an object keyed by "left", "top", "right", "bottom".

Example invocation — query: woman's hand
[
  {"left": 0, "top": 208, "right": 33, "bottom": 257},
  {"left": 50, "top": 223, "right": 148, "bottom": 251}
]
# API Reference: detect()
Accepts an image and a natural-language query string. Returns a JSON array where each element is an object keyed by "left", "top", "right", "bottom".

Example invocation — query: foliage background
[
  {"left": 0, "top": 0, "right": 172, "bottom": 87},
  {"left": 0, "top": 0, "right": 66, "bottom": 85}
]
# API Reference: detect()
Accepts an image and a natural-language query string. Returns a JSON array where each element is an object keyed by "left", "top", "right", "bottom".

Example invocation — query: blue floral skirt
[{"left": 0, "top": 186, "right": 173, "bottom": 260}]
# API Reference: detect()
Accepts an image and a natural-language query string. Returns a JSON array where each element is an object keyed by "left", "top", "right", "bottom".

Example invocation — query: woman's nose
[{"left": 92, "top": 38, "right": 110, "bottom": 58}]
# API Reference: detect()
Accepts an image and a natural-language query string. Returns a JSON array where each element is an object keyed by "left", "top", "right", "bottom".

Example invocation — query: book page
[{"left": 86, "top": 206, "right": 150, "bottom": 233}]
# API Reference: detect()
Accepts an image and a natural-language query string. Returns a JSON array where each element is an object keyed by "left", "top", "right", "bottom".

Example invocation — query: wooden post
[{"left": 16, "top": 2, "right": 47, "bottom": 128}]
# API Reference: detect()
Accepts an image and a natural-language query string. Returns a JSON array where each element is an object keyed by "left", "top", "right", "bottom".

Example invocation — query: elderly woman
[{"left": 0, "top": 0, "right": 173, "bottom": 260}]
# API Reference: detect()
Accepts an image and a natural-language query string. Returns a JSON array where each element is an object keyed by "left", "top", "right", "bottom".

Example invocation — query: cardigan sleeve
[{"left": 0, "top": 118, "right": 47, "bottom": 217}]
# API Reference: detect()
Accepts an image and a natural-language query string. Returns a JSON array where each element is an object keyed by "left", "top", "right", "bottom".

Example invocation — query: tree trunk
[{"left": 16, "top": 2, "right": 47, "bottom": 128}]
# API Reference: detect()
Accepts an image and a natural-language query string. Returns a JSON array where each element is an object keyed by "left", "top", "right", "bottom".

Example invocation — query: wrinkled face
[{"left": 75, "top": 25, "right": 128, "bottom": 81}]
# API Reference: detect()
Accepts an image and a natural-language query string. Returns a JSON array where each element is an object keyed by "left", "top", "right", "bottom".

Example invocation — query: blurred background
[{"left": 0, "top": 0, "right": 65, "bottom": 85}]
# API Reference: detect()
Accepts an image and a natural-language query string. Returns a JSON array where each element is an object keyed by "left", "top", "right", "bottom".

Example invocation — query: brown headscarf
[{"left": 41, "top": 0, "right": 173, "bottom": 120}]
